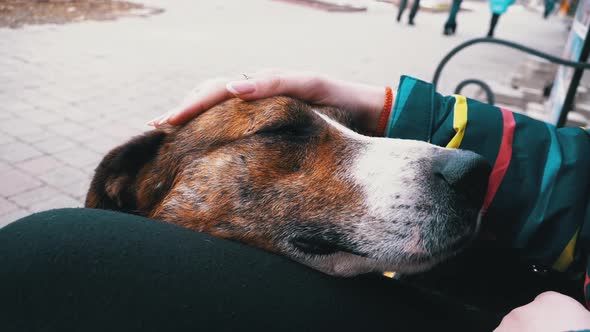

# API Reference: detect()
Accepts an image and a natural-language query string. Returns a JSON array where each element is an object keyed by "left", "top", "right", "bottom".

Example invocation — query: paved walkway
[{"left": 0, "top": 0, "right": 569, "bottom": 227}]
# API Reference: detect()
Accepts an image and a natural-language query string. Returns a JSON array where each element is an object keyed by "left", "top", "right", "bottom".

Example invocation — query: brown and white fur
[{"left": 86, "top": 96, "right": 490, "bottom": 276}]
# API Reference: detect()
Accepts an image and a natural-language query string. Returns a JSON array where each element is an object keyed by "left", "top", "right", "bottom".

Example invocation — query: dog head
[{"left": 86, "top": 96, "right": 490, "bottom": 276}]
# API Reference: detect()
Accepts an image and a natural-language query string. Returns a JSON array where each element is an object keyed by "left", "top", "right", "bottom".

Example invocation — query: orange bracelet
[{"left": 375, "top": 87, "right": 393, "bottom": 136}]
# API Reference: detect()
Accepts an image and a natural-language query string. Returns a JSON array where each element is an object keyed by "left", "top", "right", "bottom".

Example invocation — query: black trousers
[
  {"left": 445, "top": 0, "right": 463, "bottom": 26},
  {"left": 0, "top": 208, "right": 501, "bottom": 331},
  {"left": 397, "top": 0, "right": 421, "bottom": 23},
  {"left": 488, "top": 13, "right": 501, "bottom": 37}
]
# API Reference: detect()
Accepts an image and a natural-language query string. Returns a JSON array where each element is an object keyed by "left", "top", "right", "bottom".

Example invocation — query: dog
[{"left": 86, "top": 96, "right": 491, "bottom": 277}]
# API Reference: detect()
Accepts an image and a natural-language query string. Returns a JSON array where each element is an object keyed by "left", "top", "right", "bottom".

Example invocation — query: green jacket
[{"left": 386, "top": 76, "right": 590, "bottom": 305}]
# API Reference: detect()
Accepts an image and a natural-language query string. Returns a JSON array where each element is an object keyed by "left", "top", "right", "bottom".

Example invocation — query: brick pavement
[{"left": 0, "top": 0, "right": 569, "bottom": 228}]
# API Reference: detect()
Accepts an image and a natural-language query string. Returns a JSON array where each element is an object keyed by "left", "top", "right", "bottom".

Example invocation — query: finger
[
  {"left": 227, "top": 72, "right": 315, "bottom": 101},
  {"left": 226, "top": 76, "right": 286, "bottom": 100},
  {"left": 534, "top": 291, "right": 563, "bottom": 301},
  {"left": 146, "top": 114, "right": 166, "bottom": 127},
  {"left": 165, "top": 80, "right": 234, "bottom": 126},
  {"left": 226, "top": 80, "right": 258, "bottom": 96},
  {"left": 154, "top": 108, "right": 180, "bottom": 127}
]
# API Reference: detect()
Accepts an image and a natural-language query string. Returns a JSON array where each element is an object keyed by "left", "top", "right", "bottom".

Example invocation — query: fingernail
[
  {"left": 147, "top": 116, "right": 162, "bottom": 127},
  {"left": 157, "top": 116, "right": 170, "bottom": 127},
  {"left": 227, "top": 81, "right": 256, "bottom": 95}
]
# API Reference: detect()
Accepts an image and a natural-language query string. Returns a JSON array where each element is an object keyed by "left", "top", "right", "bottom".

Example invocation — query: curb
[{"left": 272, "top": 0, "right": 368, "bottom": 12}]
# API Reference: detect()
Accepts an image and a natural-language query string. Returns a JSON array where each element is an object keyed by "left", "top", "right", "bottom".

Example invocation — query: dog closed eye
[{"left": 256, "top": 122, "right": 315, "bottom": 137}]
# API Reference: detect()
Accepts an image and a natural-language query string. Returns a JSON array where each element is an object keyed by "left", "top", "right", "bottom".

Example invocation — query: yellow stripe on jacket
[
  {"left": 553, "top": 229, "right": 579, "bottom": 272},
  {"left": 446, "top": 95, "right": 468, "bottom": 149}
]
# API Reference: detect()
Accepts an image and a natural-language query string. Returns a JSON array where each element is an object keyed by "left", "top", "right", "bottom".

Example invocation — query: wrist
[
  {"left": 359, "top": 85, "right": 389, "bottom": 134},
  {"left": 354, "top": 84, "right": 394, "bottom": 135},
  {"left": 329, "top": 80, "right": 391, "bottom": 134},
  {"left": 375, "top": 87, "right": 393, "bottom": 136}
]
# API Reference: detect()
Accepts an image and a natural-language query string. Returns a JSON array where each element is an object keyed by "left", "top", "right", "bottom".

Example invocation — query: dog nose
[{"left": 432, "top": 150, "right": 491, "bottom": 207}]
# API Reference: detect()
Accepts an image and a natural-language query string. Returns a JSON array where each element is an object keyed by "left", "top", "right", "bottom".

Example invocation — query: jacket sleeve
[{"left": 385, "top": 76, "right": 590, "bottom": 279}]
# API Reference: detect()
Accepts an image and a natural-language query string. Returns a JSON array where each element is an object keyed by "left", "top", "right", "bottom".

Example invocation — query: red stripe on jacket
[
  {"left": 482, "top": 108, "right": 515, "bottom": 213},
  {"left": 585, "top": 273, "right": 590, "bottom": 309}
]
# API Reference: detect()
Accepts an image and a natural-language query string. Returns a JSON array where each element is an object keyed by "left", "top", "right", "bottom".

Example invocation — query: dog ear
[{"left": 85, "top": 130, "right": 167, "bottom": 215}]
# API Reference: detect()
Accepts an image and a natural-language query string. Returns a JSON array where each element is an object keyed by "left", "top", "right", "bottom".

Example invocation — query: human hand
[
  {"left": 494, "top": 291, "right": 590, "bottom": 332},
  {"left": 148, "top": 69, "right": 388, "bottom": 134}
]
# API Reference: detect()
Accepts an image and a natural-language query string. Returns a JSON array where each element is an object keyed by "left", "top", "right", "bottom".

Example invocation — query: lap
[{"left": 0, "top": 208, "right": 498, "bottom": 331}]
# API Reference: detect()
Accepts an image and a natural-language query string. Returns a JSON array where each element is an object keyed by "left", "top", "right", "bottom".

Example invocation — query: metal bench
[{"left": 432, "top": 37, "right": 590, "bottom": 126}]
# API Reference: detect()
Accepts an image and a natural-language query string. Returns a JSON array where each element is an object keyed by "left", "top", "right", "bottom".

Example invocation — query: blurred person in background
[
  {"left": 443, "top": 0, "right": 462, "bottom": 35},
  {"left": 544, "top": 0, "right": 557, "bottom": 18},
  {"left": 397, "top": 0, "right": 421, "bottom": 25},
  {"left": 488, "top": 0, "right": 515, "bottom": 37}
]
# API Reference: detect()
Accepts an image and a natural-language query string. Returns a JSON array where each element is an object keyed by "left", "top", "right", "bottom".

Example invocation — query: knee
[{"left": 0, "top": 209, "right": 83, "bottom": 263}]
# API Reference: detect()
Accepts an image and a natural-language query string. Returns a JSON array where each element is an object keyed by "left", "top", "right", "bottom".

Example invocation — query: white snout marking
[{"left": 315, "top": 111, "right": 436, "bottom": 222}]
